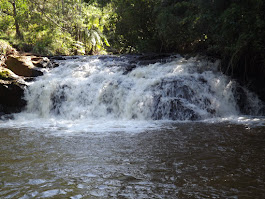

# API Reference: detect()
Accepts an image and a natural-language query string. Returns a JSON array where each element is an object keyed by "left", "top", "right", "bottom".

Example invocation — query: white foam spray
[{"left": 1, "top": 55, "right": 264, "bottom": 133}]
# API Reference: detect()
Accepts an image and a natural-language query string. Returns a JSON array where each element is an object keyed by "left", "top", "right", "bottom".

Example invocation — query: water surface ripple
[{"left": 1, "top": 123, "right": 265, "bottom": 198}]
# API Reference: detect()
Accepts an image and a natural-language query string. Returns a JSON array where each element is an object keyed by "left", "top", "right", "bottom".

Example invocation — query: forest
[{"left": 1, "top": 0, "right": 265, "bottom": 100}]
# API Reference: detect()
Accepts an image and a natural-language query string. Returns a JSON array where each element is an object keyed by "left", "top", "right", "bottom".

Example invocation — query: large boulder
[
  {"left": 0, "top": 67, "right": 26, "bottom": 116},
  {"left": 5, "top": 55, "right": 43, "bottom": 77}
]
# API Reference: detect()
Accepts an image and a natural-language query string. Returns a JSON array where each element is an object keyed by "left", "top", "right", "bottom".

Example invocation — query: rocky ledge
[{"left": 0, "top": 51, "right": 56, "bottom": 118}]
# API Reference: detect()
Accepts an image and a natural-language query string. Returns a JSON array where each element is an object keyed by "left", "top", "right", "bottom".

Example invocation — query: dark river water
[{"left": 1, "top": 123, "right": 265, "bottom": 199}]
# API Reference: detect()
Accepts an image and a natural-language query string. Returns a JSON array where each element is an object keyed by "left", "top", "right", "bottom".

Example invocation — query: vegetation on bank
[
  {"left": 0, "top": 39, "right": 14, "bottom": 55},
  {"left": 0, "top": 0, "right": 111, "bottom": 55},
  {"left": 1, "top": 0, "right": 265, "bottom": 100}
]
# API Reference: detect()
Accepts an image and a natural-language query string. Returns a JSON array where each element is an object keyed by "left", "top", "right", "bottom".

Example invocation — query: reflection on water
[{"left": 1, "top": 123, "right": 265, "bottom": 198}]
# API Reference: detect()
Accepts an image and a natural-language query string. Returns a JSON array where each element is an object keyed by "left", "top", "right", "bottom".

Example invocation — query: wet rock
[
  {"left": 148, "top": 76, "right": 217, "bottom": 120},
  {"left": 123, "top": 64, "right": 137, "bottom": 75},
  {"left": 31, "top": 56, "right": 53, "bottom": 68},
  {"left": 0, "top": 112, "right": 14, "bottom": 120},
  {"left": 5, "top": 55, "right": 43, "bottom": 77},
  {"left": 98, "top": 55, "right": 123, "bottom": 61},
  {"left": 0, "top": 79, "right": 26, "bottom": 115},
  {"left": 132, "top": 53, "right": 173, "bottom": 65},
  {"left": 137, "top": 53, "right": 172, "bottom": 60},
  {"left": 49, "top": 56, "right": 79, "bottom": 60},
  {"left": 232, "top": 83, "right": 265, "bottom": 115},
  {"left": 153, "top": 98, "right": 199, "bottom": 120},
  {"left": 159, "top": 78, "right": 195, "bottom": 99},
  {"left": 234, "top": 85, "right": 249, "bottom": 114},
  {"left": 23, "top": 77, "right": 38, "bottom": 82},
  {"left": 49, "top": 56, "right": 67, "bottom": 60},
  {"left": 0, "top": 66, "right": 27, "bottom": 116},
  {"left": 51, "top": 85, "right": 69, "bottom": 115},
  {"left": 258, "top": 106, "right": 265, "bottom": 116},
  {"left": 149, "top": 79, "right": 198, "bottom": 120}
]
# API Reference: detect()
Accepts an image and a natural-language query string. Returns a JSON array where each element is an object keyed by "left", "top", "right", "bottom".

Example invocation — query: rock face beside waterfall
[
  {"left": 0, "top": 67, "right": 26, "bottom": 117},
  {"left": 0, "top": 80, "right": 26, "bottom": 116},
  {"left": 0, "top": 53, "right": 55, "bottom": 117}
]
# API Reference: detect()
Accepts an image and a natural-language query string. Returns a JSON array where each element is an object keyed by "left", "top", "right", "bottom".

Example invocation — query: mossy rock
[
  {"left": 0, "top": 67, "right": 17, "bottom": 81},
  {"left": 0, "top": 70, "right": 11, "bottom": 80}
]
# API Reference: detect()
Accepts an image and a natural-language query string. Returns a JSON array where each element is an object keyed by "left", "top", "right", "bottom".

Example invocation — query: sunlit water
[{"left": 1, "top": 55, "right": 265, "bottom": 198}]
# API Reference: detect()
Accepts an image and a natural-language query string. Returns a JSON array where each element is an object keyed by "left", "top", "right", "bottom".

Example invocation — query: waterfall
[{"left": 21, "top": 55, "right": 263, "bottom": 122}]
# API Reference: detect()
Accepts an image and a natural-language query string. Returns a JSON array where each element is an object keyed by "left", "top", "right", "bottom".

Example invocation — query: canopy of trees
[
  {"left": 0, "top": 0, "right": 111, "bottom": 55},
  {"left": 1, "top": 0, "right": 264, "bottom": 57}
]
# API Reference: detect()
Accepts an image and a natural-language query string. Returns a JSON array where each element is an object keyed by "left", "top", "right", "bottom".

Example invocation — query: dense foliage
[
  {"left": 0, "top": 0, "right": 111, "bottom": 55},
  {"left": 1, "top": 0, "right": 264, "bottom": 57},
  {"left": 107, "top": 0, "right": 265, "bottom": 100},
  {"left": 1, "top": 0, "right": 265, "bottom": 99}
]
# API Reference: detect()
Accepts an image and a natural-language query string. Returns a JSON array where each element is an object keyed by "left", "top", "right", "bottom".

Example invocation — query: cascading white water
[
  {"left": 4, "top": 55, "right": 264, "bottom": 132},
  {"left": 24, "top": 55, "right": 264, "bottom": 119}
]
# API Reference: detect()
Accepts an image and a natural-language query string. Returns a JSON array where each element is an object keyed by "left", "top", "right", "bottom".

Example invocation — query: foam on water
[{"left": 1, "top": 55, "right": 264, "bottom": 133}]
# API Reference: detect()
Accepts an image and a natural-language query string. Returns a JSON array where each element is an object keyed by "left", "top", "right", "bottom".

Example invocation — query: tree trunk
[
  {"left": 62, "top": 0, "right": 64, "bottom": 15},
  {"left": 11, "top": 1, "right": 23, "bottom": 39}
]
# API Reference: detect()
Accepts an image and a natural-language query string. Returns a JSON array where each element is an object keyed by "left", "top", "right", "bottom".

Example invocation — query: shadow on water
[{"left": 1, "top": 123, "right": 265, "bottom": 198}]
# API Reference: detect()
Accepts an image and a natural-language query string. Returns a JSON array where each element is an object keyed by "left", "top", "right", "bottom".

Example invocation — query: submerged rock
[
  {"left": 152, "top": 98, "right": 200, "bottom": 120},
  {"left": 51, "top": 85, "right": 69, "bottom": 115},
  {"left": 148, "top": 77, "right": 215, "bottom": 120}
]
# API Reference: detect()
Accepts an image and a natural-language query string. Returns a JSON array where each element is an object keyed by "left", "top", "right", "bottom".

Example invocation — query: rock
[
  {"left": 152, "top": 98, "right": 199, "bottom": 120},
  {"left": 258, "top": 107, "right": 265, "bottom": 116},
  {"left": 0, "top": 66, "right": 21, "bottom": 81},
  {"left": 132, "top": 53, "right": 173, "bottom": 65},
  {"left": 0, "top": 52, "right": 56, "bottom": 117},
  {"left": 49, "top": 55, "right": 79, "bottom": 60},
  {"left": 5, "top": 55, "right": 43, "bottom": 77},
  {"left": 0, "top": 66, "right": 27, "bottom": 116},
  {"left": 233, "top": 85, "right": 249, "bottom": 114},
  {"left": 148, "top": 77, "right": 217, "bottom": 120},
  {"left": 49, "top": 56, "right": 67, "bottom": 60},
  {"left": 31, "top": 56, "right": 52, "bottom": 68},
  {"left": 0, "top": 79, "right": 26, "bottom": 115},
  {"left": 51, "top": 85, "right": 69, "bottom": 115},
  {"left": 232, "top": 83, "right": 265, "bottom": 115},
  {"left": 0, "top": 113, "right": 15, "bottom": 120},
  {"left": 123, "top": 64, "right": 137, "bottom": 75}
]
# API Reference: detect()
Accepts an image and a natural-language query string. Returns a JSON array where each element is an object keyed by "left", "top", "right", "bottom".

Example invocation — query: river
[
  {"left": 1, "top": 55, "right": 265, "bottom": 198},
  {"left": 1, "top": 123, "right": 265, "bottom": 198}
]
